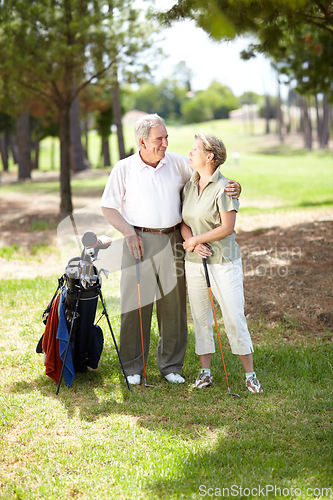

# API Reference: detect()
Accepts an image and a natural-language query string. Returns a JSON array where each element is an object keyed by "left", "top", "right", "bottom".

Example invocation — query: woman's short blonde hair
[{"left": 195, "top": 133, "right": 227, "bottom": 169}]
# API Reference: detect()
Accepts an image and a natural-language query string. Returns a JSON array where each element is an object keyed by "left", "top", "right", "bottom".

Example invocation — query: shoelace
[{"left": 248, "top": 376, "right": 259, "bottom": 387}]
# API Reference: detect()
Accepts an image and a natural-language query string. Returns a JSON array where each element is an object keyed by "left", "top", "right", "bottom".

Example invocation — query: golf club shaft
[
  {"left": 207, "top": 285, "right": 230, "bottom": 389},
  {"left": 136, "top": 259, "right": 147, "bottom": 381},
  {"left": 137, "top": 282, "right": 147, "bottom": 380},
  {"left": 97, "top": 287, "right": 131, "bottom": 391},
  {"left": 202, "top": 258, "right": 231, "bottom": 391}
]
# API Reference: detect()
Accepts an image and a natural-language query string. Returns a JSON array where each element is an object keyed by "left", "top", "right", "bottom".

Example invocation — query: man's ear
[{"left": 139, "top": 137, "right": 146, "bottom": 149}]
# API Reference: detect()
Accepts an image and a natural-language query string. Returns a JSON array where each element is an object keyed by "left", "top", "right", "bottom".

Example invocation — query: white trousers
[{"left": 185, "top": 259, "right": 254, "bottom": 356}]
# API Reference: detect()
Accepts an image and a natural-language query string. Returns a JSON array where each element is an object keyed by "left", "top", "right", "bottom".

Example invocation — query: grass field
[
  {"left": 1, "top": 119, "right": 333, "bottom": 499},
  {"left": 0, "top": 275, "right": 332, "bottom": 499},
  {"left": 3, "top": 119, "right": 333, "bottom": 214}
]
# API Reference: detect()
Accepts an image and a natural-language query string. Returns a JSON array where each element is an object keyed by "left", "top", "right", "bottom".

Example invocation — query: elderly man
[{"left": 101, "top": 114, "right": 240, "bottom": 385}]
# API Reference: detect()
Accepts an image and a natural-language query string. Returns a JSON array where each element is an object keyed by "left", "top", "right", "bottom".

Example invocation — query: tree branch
[{"left": 72, "top": 60, "right": 115, "bottom": 101}]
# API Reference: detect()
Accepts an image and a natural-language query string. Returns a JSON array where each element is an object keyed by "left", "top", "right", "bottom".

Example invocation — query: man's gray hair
[
  {"left": 195, "top": 133, "right": 227, "bottom": 168},
  {"left": 135, "top": 114, "right": 165, "bottom": 147}
]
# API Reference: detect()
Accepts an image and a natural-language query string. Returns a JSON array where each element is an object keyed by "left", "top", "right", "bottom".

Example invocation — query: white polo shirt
[{"left": 101, "top": 151, "right": 192, "bottom": 228}]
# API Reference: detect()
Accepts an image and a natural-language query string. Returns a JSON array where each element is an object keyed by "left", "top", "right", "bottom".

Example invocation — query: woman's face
[{"left": 188, "top": 139, "right": 208, "bottom": 170}]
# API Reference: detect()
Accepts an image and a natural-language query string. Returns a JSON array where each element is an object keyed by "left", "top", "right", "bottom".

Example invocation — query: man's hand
[
  {"left": 126, "top": 233, "right": 143, "bottom": 259},
  {"left": 183, "top": 236, "right": 197, "bottom": 252},
  {"left": 225, "top": 179, "right": 241, "bottom": 199},
  {"left": 101, "top": 207, "right": 144, "bottom": 259}
]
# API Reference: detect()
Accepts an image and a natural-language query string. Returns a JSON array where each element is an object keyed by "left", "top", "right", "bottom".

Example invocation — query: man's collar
[{"left": 137, "top": 151, "right": 167, "bottom": 170}]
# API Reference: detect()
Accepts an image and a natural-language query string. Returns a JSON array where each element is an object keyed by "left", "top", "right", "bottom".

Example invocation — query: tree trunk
[
  {"left": 70, "top": 93, "right": 89, "bottom": 172},
  {"left": 320, "top": 96, "right": 330, "bottom": 148},
  {"left": 301, "top": 97, "right": 312, "bottom": 150},
  {"left": 276, "top": 77, "right": 284, "bottom": 143},
  {"left": 59, "top": 105, "right": 73, "bottom": 214},
  {"left": 33, "top": 139, "right": 40, "bottom": 170},
  {"left": 9, "top": 135, "right": 18, "bottom": 165},
  {"left": 315, "top": 95, "right": 322, "bottom": 145},
  {"left": 101, "top": 136, "right": 111, "bottom": 167},
  {"left": 16, "top": 112, "right": 31, "bottom": 180},
  {"left": 265, "top": 94, "right": 270, "bottom": 134},
  {"left": 83, "top": 117, "right": 89, "bottom": 162},
  {"left": 112, "top": 82, "right": 125, "bottom": 160},
  {"left": 0, "top": 135, "right": 8, "bottom": 172}
]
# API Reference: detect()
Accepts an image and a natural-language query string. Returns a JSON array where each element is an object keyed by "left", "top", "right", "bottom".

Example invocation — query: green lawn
[
  {"left": 0, "top": 275, "right": 332, "bottom": 499},
  {"left": 3, "top": 119, "right": 332, "bottom": 214}
]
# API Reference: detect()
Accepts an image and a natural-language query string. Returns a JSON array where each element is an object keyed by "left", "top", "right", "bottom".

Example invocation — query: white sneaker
[
  {"left": 246, "top": 374, "right": 263, "bottom": 393},
  {"left": 194, "top": 371, "right": 213, "bottom": 389},
  {"left": 165, "top": 373, "right": 185, "bottom": 384},
  {"left": 127, "top": 374, "right": 141, "bottom": 385}
]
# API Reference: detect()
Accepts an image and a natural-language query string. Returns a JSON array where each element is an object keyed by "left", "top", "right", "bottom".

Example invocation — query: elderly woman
[{"left": 181, "top": 134, "right": 262, "bottom": 393}]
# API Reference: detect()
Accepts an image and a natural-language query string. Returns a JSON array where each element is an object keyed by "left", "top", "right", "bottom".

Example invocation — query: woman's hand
[
  {"left": 194, "top": 243, "right": 212, "bottom": 258},
  {"left": 183, "top": 238, "right": 212, "bottom": 258}
]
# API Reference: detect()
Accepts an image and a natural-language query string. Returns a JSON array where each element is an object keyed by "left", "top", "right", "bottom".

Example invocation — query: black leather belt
[{"left": 134, "top": 224, "right": 180, "bottom": 235}]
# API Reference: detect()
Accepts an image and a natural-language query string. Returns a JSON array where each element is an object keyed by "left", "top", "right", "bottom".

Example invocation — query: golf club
[
  {"left": 202, "top": 257, "right": 240, "bottom": 398},
  {"left": 135, "top": 258, "right": 155, "bottom": 388}
]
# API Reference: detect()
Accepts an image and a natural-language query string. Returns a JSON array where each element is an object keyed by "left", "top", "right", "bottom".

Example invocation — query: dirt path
[{"left": 0, "top": 171, "right": 332, "bottom": 335}]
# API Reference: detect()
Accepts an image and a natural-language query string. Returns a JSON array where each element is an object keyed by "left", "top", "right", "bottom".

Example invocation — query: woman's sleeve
[{"left": 216, "top": 189, "right": 240, "bottom": 213}]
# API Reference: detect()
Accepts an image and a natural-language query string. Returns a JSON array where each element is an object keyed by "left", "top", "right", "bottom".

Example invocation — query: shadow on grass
[
  {"left": 8, "top": 338, "right": 333, "bottom": 493},
  {"left": 144, "top": 401, "right": 333, "bottom": 496}
]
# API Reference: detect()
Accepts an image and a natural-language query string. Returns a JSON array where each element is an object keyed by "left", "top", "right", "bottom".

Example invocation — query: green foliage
[
  {"left": 0, "top": 0, "right": 160, "bottom": 212},
  {"left": 157, "top": 0, "right": 333, "bottom": 100},
  {"left": 271, "top": 27, "right": 333, "bottom": 101},
  {"left": 126, "top": 79, "right": 188, "bottom": 119},
  {"left": 0, "top": 244, "right": 19, "bottom": 260},
  {"left": 239, "top": 91, "right": 263, "bottom": 106},
  {"left": 0, "top": 0, "right": 158, "bottom": 115},
  {"left": 0, "top": 112, "right": 15, "bottom": 134},
  {"left": 95, "top": 106, "right": 113, "bottom": 138},
  {"left": 181, "top": 81, "right": 239, "bottom": 123}
]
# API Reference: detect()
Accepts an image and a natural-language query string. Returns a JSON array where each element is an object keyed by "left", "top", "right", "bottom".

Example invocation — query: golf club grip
[{"left": 202, "top": 258, "right": 211, "bottom": 287}]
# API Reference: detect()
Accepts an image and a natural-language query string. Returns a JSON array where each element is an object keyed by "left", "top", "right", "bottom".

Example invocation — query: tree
[
  {"left": 157, "top": 0, "right": 333, "bottom": 145},
  {"left": 16, "top": 111, "right": 32, "bottom": 179},
  {"left": 95, "top": 106, "right": 113, "bottom": 167},
  {"left": 158, "top": 0, "right": 333, "bottom": 43},
  {"left": 0, "top": 0, "right": 157, "bottom": 214},
  {"left": 0, "top": 1, "right": 115, "bottom": 213},
  {"left": 106, "top": 1, "right": 159, "bottom": 159},
  {"left": 127, "top": 79, "right": 188, "bottom": 120},
  {"left": 157, "top": 0, "right": 333, "bottom": 100},
  {"left": 0, "top": 112, "right": 15, "bottom": 172},
  {"left": 181, "top": 81, "right": 238, "bottom": 123}
]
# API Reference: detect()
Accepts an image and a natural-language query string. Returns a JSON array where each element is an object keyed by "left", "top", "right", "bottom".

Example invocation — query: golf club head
[
  {"left": 143, "top": 378, "right": 155, "bottom": 388},
  {"left": 228, "top": 387, "right": 241, "bottom": 398}
]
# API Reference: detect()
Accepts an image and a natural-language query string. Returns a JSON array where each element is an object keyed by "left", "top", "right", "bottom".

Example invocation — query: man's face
[{"left": 139, "top": 124, "right": 168, "bottom": 167}]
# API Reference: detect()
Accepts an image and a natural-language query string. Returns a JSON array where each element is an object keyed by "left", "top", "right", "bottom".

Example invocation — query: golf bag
[
  {"left": 62, "top": 256, "right": 103, "bottom": 373},
  {"left": 36, "top": 231, "right": 131, "bottom": 394}
]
